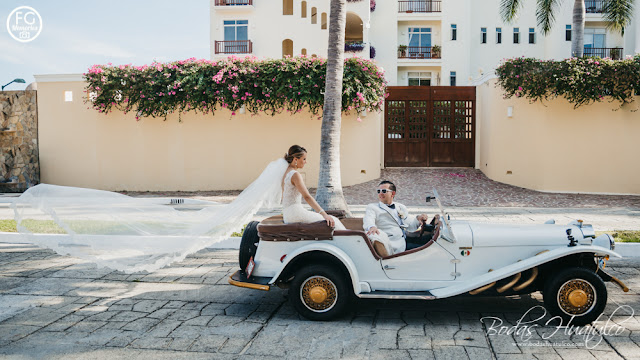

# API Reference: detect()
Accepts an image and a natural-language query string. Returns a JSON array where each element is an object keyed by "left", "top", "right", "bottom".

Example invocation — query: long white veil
[{"left": 10, "top": 158, "right": 289, "bottom": 273}]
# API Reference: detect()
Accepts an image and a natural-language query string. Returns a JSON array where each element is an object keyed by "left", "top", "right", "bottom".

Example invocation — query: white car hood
[{"left": 468, "top": 222, "right": 578, "bottom": 247}]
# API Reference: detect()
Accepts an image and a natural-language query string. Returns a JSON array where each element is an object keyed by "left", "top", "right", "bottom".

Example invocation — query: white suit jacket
[{"left": 362, "top": 202, "right": 421, "bottom": 254}]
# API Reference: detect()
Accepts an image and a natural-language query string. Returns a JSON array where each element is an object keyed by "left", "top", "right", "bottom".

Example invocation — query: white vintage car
[{"left": 229, "top": 190, "right": 628, "bottom": 324}]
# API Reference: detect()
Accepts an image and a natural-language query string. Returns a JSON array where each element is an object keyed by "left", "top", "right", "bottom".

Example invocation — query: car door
[{"left": 381, "top": 241, "right": 456, "bottom": 281}]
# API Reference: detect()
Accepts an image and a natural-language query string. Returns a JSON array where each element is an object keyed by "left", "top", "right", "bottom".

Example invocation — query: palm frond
[
  {"left": 536, "top": 0, "right": 561, "bottom": 34},
  {"left": 500, "top": 0, "right": 523, "bottom": 23},
  {"left": 603, "top": 0, "right": 634, "bottom": 35}
]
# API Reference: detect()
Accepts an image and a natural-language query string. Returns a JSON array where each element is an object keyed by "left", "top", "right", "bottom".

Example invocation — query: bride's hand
[{"left": 321, "top": 212, "right": 335, "bottom": 227}]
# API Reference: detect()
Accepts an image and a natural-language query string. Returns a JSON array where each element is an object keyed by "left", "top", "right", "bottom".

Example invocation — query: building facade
[{"left": 210, "top": 0, "right": 640, "bottom": 86}]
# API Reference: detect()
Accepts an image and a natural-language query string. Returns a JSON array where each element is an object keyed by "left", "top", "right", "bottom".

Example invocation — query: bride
[
  {"left": 11, "top": 145, "right": 345, "bottom": 273},
  {"left": 282, "top": 145, "right": 345, "bottom": 230}
]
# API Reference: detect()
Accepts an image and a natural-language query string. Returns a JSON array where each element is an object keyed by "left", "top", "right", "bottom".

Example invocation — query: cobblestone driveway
[{"left": 0, "top": 243, "right": 638, "bottom": 359}]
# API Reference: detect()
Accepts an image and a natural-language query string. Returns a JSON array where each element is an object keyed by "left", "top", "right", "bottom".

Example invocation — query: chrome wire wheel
[
  {"left": 300, "top": 275, "right": 338, "bottom": 313},
  {"left": 557, "top": 279, "right": 596, "bottom": 316}
]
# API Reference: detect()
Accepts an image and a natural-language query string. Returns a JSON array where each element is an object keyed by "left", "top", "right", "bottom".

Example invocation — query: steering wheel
[
  {"left": 419, "top": 221, "right": 428, "bottom": 238},
  {"left": 419, "top": 214, "right": 439, "bottom": 238}
]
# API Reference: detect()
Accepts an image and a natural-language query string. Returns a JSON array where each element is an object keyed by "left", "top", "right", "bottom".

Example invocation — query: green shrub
[
  {"left": 84, "top": 56, "right": 387, "bottom": 121},
  {"left": 496, "top": 55, "right": 640, "bottom": 108}
]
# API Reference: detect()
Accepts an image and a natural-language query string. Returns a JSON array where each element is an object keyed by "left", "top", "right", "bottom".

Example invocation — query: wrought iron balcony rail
[
  {"left": 583, "top": 47, "right": 623, "bottom": 60},
  {"left": 214, "top": 0, "right": 253, "bottom": 5},
  {"left": 398, "top": 1, "right": 442, "bottom": 13},
  {"left": 398, "top": 46, "right": 441, "bottom": 59},
  {"left": 585, "top": 0, "right": 604, "bottom": 13},
  {"left": 215, "top": 40, "right": 253, "bottom": 54}
]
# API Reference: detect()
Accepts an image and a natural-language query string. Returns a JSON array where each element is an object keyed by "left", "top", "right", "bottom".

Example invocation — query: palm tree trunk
[
  {"left": 315, "top": 0, "right": 352, "bottom": 216},
  {"left": 572, "top": 0, "right": 586, "bottom": 57}
]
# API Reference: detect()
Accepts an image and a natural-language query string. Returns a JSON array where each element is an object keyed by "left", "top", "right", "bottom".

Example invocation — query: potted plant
[
  {"left": 398, "top": 44, "right": 407, "bottom": 57},
  {"left": 609, "top": 48, "right": 621, "bottom": 60},
  {"left": 431, "top": 45, "right": 441, "bottom": 58},
  {"left": 345, "top": 41, "right": 366, "bottom": 52}
]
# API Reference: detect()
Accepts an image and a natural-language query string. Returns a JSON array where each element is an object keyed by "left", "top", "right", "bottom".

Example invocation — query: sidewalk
[{"left": 0, "top": 244, "right": 638, "bottom": 359}]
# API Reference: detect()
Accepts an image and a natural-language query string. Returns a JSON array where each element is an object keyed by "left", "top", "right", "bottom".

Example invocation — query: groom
[{"left": 363, "top": 180, "right": 434, "bottom": 256}]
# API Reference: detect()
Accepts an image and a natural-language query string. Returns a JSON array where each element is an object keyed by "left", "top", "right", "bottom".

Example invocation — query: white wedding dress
[
  {"left": 11, "top": 158, "right": 292, "bottom": 273},
  {"left": 282, "top": 170, "right": 345, "bottom": 230}
]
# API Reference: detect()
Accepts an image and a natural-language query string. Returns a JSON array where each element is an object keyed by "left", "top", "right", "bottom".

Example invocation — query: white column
[{"left": 635, "top": 2, "right": 640, "bottom": 54}]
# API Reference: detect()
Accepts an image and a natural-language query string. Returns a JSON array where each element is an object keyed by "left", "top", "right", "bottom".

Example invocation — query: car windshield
[{"left": 432, "top": 189, "right": 456, "bottom": 243}]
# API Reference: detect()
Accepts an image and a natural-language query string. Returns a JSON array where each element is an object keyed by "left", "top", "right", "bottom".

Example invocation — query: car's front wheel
[
  {"left": 543, "top": 267, "right": 607, "bottom": 326},
  {"left": 288, "top": 265, "right": 352, "bottom": 321}
]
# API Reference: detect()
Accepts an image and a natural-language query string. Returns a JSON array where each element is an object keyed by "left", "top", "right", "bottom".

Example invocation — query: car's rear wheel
[
  {"left": 288, "top": 264, "right": 352, "bottom": 321},
  {"left": 543, "top": 267, "right": 607, "bottom": 325},
  {"left": 239, "top": 221, "right": 260, "bottom": 271}
]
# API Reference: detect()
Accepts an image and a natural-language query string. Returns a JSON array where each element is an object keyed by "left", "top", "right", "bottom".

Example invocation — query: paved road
[{"left": 0, "top": 243, "right": 638, "bottom": 359}]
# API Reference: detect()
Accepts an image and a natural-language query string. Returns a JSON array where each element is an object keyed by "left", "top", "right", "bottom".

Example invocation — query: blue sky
[{"left": 1, "top": 0, "right": 210, "bottom": 89}]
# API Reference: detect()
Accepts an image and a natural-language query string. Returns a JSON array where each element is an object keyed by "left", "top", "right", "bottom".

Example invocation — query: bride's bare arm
[{"left": 290, "top": 172, "right": 335, "bottom": 227}]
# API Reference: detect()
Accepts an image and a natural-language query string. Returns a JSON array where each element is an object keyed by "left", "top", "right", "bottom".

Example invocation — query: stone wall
[{"left": 0, "top": 91, "right": 39, "bottom": 192}]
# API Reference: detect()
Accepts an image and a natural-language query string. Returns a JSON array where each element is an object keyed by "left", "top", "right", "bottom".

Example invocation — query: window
[
  {"left": 496, "top": 27, "right": 502, "bottom": 43},
  {"left": 282, "top": 39, "right": 293, "bottom": 58},
  {"left": 451, "top": 24, "right": 457, "bottom": 41},
  {"left": 301, "top": 1, "right": 307, "bottom": 17},
  {"left": 481, "top": 28, "right": 487, "bottom": 44},
  {"left": 224, "top": 20, "right": 248, "bottom": 41},
  {"left": 321, "top": 12, "right": 327, "bottom": 29},
  {"left": 583, "top": 28, "right": 606, "bottom": 57},
  {"left": 513, "top": 27, "right": 520, "bottom": 44},
  {"left": 283, "top": 0, "right": 293, "bottom": 15},
  {"left": 301, "top": 48, "right": 307, "bottom": 55},
  {"left": 311, "top": 7, "right": 317, "bottom": 24},
  {"left": 408, "top": 27, "right": 432, "bottom": 57},
  {"left": 408, "top": 72, "right": 432, "bottom": 86},
  {"left": 529, "top": 28, "right": 536, "bottom": 44},
  {"left": 566, "top": 25, "right": 571, "bottom": 41},
  {"left": 450, "top": 71, "right": 456, "bottom": 86}
]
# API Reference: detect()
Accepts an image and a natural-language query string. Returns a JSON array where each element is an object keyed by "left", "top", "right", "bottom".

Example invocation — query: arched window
[
  {"left": 311, "top": 7, "right": 317, "bottom": 24},
  {"left": 345, "top": 12, "right": 364, "bottom": 41},
  {"left": 311, "top": 54, "right": 317, "bottom": 58},
  {"left": 282, "top": 39, "right": 293, "bottom": 58},
  {"left": 301, "top": 48, "right": 307, "bottom": 55},
  {"left": 283, "top": 0, "right": 293, "bottom": 15},
  {"left": 301, "top": 1, "right": 307, "bottom": 18},
  {"left": 321, "top": 13, "right": 327, "bottom": 29}
]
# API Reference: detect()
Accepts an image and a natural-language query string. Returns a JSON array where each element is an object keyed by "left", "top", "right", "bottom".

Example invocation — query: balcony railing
[
  {"left": 585, "top": 0, "right": 604, "bottom": 13},
  {"left": 584, "top": 47, "right": 623, "bottom": 59},
  {"left": 214, "top": 0, "right": 253, "bottom": 5},
  {"left": 215, "top": 40, "right": 253, "bottom": 54},
  {"left": 398, "top": 46, "right": 441, "bottom": 59},
  {"left": 398, "top": 1, "right": 442, "bottom": 13}
]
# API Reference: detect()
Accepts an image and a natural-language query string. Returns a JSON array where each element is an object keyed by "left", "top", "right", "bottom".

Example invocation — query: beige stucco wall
[
  {"left": 477, "top": 78, "right": 640, "bottom": 195},
  {"left": 36, "top": 79, "right": 381, "bottom": 191}
]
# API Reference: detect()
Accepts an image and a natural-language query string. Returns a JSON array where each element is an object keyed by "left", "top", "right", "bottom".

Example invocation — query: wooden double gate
[{"left": 384, "top": 86, "right": 476, "bottom": 167}]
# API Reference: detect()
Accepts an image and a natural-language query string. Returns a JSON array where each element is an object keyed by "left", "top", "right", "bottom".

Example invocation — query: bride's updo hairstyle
[{"left": 284, "top": 145, "right": 307, "bottom": 164}]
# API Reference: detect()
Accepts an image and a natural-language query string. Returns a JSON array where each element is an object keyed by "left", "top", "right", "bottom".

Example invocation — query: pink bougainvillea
[{"left": 84, "top": 56, "right": 387, "bottom": 121}]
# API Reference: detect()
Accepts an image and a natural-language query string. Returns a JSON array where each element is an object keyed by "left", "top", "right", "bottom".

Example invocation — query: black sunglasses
[{"left": 377, "top": 189, "right": 393, "bottom": 194}]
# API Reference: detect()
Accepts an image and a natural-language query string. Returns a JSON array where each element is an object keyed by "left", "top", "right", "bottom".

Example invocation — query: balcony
[
  {"left": 214, "top": 0, "right": 254, "bottom": 10},
  {"left": 398, "top": 1, "right": 442, "bottom": 13},
  {"left": 585, "top": 0, "right": 604, "bottom": 13},
  {"left": 215, "top": 0, "right": 253, "bottom": 5},
  {"left": 398, "top": 46, "right": 441, "bottom": 59},
  {"left": 215, "top": 40, "right": 253, "bottom": 54},
  {"left": 583, "top": 47, "right": 623, "bottom": 59}
]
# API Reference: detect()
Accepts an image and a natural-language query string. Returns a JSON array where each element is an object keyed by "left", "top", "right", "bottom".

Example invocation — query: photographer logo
[{"left": 6, "top": 6, "right": 42, "bottom": 43}]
